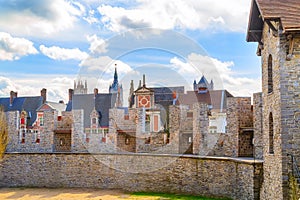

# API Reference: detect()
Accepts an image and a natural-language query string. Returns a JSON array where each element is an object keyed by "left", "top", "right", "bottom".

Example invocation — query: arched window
[
  {"left": 269, "top": 112, "right": 274, "bottom": 154},
  {"left": 268, "top": 55, "right": 273, "bottom": 93}
]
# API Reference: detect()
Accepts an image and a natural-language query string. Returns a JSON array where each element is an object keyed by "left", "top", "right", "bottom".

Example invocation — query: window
[
  {"left": 60, "top": 138, "right": 65, "bottom": 146},
  {"left": 145, "top": 115, "right": 150, "bottom": 132},
  {"left": 35, "top": 130, "right": 40, "bottom": 144},
  {"left": 20, "top": 129, "right": 25, "bottom": 143},
  {"left": 39, "top": 116, "right": 44, "bottom": 126},
  {"left": 125, "top": 137, "right": 130, "bottom": 145},
  {"left": 86, "top": 132, "right": 90, "bottom": 143},
  {"left": 269, "top": 112, "right": 274, "bottom": 154},
  {"left": 268, "top": 55, "right": 273, "bottom": 93},
  {"left": 188, "top": 136, "right": 192, "bottom": 143},
  {"left": 187, "top": 112, "right": 193, "bottom": 118}
]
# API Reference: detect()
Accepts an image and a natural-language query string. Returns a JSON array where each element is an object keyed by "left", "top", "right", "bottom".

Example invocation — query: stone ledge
[{"left": 5, "top": 152, "right": 263, "bottom": 164}]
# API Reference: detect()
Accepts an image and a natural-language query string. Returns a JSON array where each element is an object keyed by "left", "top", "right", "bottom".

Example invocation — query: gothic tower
[
  {"left": 247, "top": 1, "right": 300, "bottom": 199},
  {"left": 193, "top": 75, "right": 214, "bottom": 93},
  {"left": 74, "top": 80, "right": 88, "bottom": 94},
  {"left": 109, "top": 66, "right": 123, "bottom": 107}
]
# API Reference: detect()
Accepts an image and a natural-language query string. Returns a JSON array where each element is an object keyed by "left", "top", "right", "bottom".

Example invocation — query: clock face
[{"left": 138, "top": 95, "right": 150, "bottom": 108}]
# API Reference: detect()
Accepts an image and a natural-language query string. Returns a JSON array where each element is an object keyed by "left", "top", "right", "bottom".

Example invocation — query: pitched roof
[
  {"left": 0, "top": 96, "right": 43, "bottom": 126},
  {"left": 72, "top": 93, "right": 115, "bottom": 128},
  {"left": 176, "top": 90, "right": 233, "bottom": 112},
  {"left": 37, "top": 102, "right": 67, "bottom": 115},
  {"left": 247, "top": 0, "right": 300, "bottom": 42},
  {"left": 151, "top": 86, "right": 185, "bottom": 109},
  {"left": 65, "top": 100, "right": 72, "bottom": 111},
  {"left": 198, "top": 76, "right": 209, "bottom": 85}
]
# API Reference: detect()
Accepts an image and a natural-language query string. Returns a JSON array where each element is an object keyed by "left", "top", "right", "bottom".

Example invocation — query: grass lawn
[{"left": 0, "top": 188, "right": 232, "bottom": 200}]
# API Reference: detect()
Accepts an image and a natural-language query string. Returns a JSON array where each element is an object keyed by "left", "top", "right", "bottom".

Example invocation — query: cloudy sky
[{"left": 0, "top": 0, "right": 261, "bottom": 104}]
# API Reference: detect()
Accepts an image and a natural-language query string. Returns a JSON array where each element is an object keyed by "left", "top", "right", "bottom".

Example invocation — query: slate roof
[
  {"left": 72, "top": 93, "right": 116, "bottom": 128},
  {"left": 150, "top": 86, "right": 184, "bottom": 108},
  {"left": 65, "top": 100, "right": 72, "bottom": 111},
  {"left": 176, "top": 90, "right": 233, "bottom": 112},
  {"left": 198, "top": 76, "right": 209, "bottom": 85},
  {"left": 247, "top": 0, "right": 300, "bottom": 42},
  {"left": 0, "top": 96, "right": 43, "bottom": 126}
]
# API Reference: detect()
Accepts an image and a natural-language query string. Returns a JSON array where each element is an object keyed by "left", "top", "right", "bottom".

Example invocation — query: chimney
[
  {"left": 41, "top": 88, "right": 47, "bottom": 104},
  {"left": 68, "top": 89, "right": 74, "bottom": 102},
  {"left": 143, "top": 74, "right": 146, "bottom": 87},
  {"left": 94, "top": 88, "right": 98, "bottom": 97},
  {"left": 9, "top": 91, "right": 17, "bottom": 106}
]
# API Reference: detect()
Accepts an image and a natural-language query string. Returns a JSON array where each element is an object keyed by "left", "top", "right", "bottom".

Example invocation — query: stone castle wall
[
  {"left": 193, "top": 103, "right": 209, "bottom": 155},
  {"left": 0, "top": 153, "right": 263, "bottom": 200},
  {"left": 253, "top": 93, "right": 263, "bottom": 159},
  {"left": 6, "top": 111, "right": 56, "bottom": 153},
  {"left": 226, "top": 97, "right": 253, "bottom": 157},
  {"left": 260, "top": 23, "right": 283, "bottom": 200},
  {"left": 259, "top": 23, "right": 300, "bottom": 199}
]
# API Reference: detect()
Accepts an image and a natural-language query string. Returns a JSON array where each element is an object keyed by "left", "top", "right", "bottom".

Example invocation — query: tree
[{"left": 0, "top": 107, "right": 8, "bottom": 159}]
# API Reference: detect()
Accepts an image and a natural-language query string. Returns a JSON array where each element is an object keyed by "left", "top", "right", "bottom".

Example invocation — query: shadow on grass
[
  {"left": 0, "top": 187, "right": 126, "bottom": 199},
  {"left": 130, "top": 192, "right": 232, "bottom": 200}
]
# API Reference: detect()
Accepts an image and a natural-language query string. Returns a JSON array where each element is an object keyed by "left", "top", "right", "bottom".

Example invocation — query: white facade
[{"left": 208, "top": 112, "right": 226, "bottom": 133}]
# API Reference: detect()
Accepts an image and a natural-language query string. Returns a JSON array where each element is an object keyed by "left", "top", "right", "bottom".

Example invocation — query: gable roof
[
  {"left": 72, "top": 93, "right": 115, "bottom": 128},
  {"left": 37, "top": 102, "right": 67, "bottom": 115},
  {"left": 247, "top": 0, "right": 300, "bottom": 42},
  {"left": 0, "top": 96, "right": 43, "bottom": 126}
]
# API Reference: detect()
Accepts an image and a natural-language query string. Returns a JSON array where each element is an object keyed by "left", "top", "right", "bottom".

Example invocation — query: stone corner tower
[{"left": 247, "top": 0, "right": 300, "bottom": 199}]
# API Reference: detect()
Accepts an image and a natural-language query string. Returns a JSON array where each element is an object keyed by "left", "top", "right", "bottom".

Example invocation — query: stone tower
[
  {"left": 74, "top": 80, "right": 87, "bottom": 94},
  {"left": 247, "top": 0, "right": 300, "bottom": 199},
  {"left": 193, "top": 76, "right": 213, "bottom": 93}
]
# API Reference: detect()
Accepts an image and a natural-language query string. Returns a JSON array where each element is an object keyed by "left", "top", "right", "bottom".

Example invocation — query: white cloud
[
  {"left": 0, "top": 75, "right": 74, "bottom": 103},
  {"left": 86, "top": 34, "right": 107, "bottom": 54},
  {"left": 97, "top": 0, "right": 251, "bottom": 32},
  {"left": 0, "top": 0, "right": 85, "bottom": 36},
  {"left": 83, "top": 9, "right": 99, "bottom": 24},
  {"left": 80, "top": 55, "right": 133, "bottom": 75},
  {"left": 0, "top": 32, "right": 38, "bottom": 61},
  {"left": 40, "top": 45, "right": 88, "bottom": 61},
  {"left": 170, "top": 53, "right": 261, "bottom": 97}
]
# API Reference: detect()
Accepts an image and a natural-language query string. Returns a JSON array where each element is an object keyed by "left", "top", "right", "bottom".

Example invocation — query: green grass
[{"left": 130, "top": 192, "right": 232, "bottom": 200}]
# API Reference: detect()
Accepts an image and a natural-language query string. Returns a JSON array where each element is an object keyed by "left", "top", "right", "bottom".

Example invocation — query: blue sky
[{"left": 0, "top": 0, "right": 261, "bottom": 103}]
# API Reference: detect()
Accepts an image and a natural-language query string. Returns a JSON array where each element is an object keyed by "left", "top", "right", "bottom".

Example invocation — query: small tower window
[
  {"left": 269, "top": 112, "right": 274, "bottom": 154},
  {"left": 268, "top": 55, "right": 273, "bottom": 93},
  {"left": 125, "top": 137, "right": 130, "bottom": 145}
]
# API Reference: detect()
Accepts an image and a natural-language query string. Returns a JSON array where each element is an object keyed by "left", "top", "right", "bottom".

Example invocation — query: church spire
[{"left": 113, "top": 64, "right": 118, "bottom": 85}]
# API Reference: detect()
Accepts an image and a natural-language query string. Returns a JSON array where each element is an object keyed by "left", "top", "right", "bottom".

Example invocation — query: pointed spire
[
  {"left": 129, "top": 80, "right": 134, "bottom": 94},
  {"left": 138, "top": 80, "right": 141, "bottom": 88},
  {"left": 114, "top": 64, "right": 118, "bottom": 82},
  {"left": 210, "top": 79, "right": 214, "bottom": 90}
]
